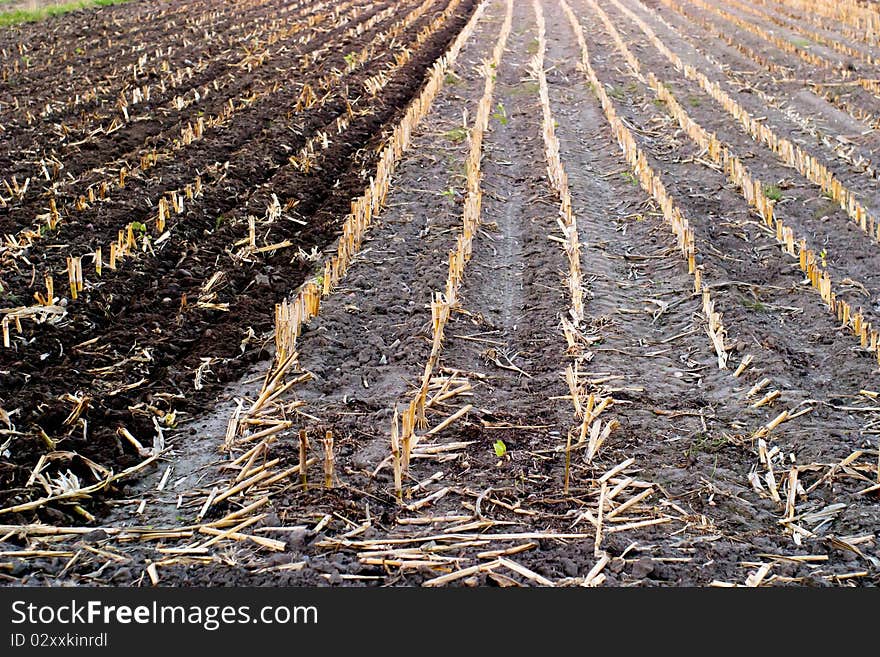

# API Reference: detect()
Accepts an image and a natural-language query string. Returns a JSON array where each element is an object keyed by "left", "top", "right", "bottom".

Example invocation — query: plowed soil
[{"left": 1, "top": 0, "right": 878, "bottom": 587}]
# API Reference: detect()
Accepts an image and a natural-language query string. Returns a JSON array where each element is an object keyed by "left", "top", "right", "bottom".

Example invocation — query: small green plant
[
  {"left": 214, "top": 216, "right": 225, "bottom": 230},
  {"left": 608, "top": 85, "right": 626, "bottom": 100},
  {"left": 493, "top": 439, "right": 507, "bottom": 457},
  {"left": 819, "top": 248, "right": 827, "bottom": 267},
  {"left": 130, "top": 221, "right": 147, "bottom": 234},
  {"left": 686, "top": 433, "right": 729, "bottom": 457},
  {"left": 1, "top": 282, "right": 20, "bottom": 305},
  {"left": 444, "top": 127, "right": 468, "bottom": 143},
  {"left": 444, "top": 72, "right": 461, "bottom": 85},
  {"left": 620, "top": 171, "right": 638, "bottom": 186},
  {"left": 492, "top": 102, "right": 508, "bottom": 126},
  {"left": 343, "top": 52, "right": 357, "bottom": 67},
  {"left": 688, "top": 95, "right": 701, "bottom": 107},
  {"left": 741, "top": 296, "right": 768, "bottom": 312},
  {"left": 764, "top": 185, "right": 783, "bottom": 201},
  {"left": 527, "top": 38, "right": 539, "bottom": 54},
  {"left": 790, "top": 37, "right": 811, "bottom": 49},
  {"left": 74, "top": 47, "right": 84, "bottom": 55},
  {"left": 440, "top": 187, "right": 456, "bottom": 203}
]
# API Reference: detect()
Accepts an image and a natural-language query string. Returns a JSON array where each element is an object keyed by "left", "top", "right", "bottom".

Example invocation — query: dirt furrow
[
  {"left": 0, "top": 0, "right": 479, "bottom": 518},
  {"left": 0, "top": 0, "right": 307, "bottom": 127},
  {"left": 604, "top": 1, "right": 880, "bottom": 327},
  {"left": 571, "top": 0, "right": 880, "bottom": 580}
]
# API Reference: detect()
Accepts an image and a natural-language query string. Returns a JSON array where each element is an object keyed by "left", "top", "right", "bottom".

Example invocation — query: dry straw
[
  {"left": 601, "top": 0, "right": 880, "bottom": 363},
  {"left": 388, "top": 0, "right": 514, "bottom": 492},
  {"left": 323, "top": 430, "right": 335, "bottom": 489},
  {"left": 626, "top": 0, "right": 880, "bottom": 247},
  {"left": 562, "top": 0, "right": 728, "bottom": 369}
]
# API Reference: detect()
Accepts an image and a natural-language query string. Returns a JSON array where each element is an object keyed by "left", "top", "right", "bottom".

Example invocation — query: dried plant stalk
[
  {"left": 323, "top": 430, "right": 334, "bottom": 489},
  {"left": 299, "top": 429, "right": 309, "bottom": 491},
  {"left": 563, "top": 430, "right": 573, "bottom": 495},
  {"left": 391, "top": 409, "right": 402, "bottom": 501}
]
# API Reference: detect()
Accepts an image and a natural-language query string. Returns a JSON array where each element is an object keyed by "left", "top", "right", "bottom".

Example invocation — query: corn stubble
[
  {"left": 388, "top": 0, "right": 513, "bottom": 501},
  {"left": 605, "top": 0, "right": 880, "bottom": 363},
  {"left": 531, "top": 0, "right": 616, "bottom": 495},
  {"left": 223, "top": 0, "right": 491, "bottom": 500}
]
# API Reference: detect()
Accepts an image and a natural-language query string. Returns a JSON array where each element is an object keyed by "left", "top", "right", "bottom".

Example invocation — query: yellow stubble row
[
  {"left": 604, "top": 0, "right": 880, "bottom": 362},
  {"left": 387, "top": 0, "right": 514, "bottom": 498},
  {"left": 562, "top": 0, "right": 729, "bottom": 370}
]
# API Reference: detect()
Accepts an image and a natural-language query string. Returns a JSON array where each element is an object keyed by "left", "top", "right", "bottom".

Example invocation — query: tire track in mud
[{"left": 434, "top": 1, "right": 566, "bottom": 424}]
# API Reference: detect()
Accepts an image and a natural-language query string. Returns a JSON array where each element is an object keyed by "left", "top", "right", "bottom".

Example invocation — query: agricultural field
[{"left": 0, "top": 0, "right": 878, "bottom": 588}]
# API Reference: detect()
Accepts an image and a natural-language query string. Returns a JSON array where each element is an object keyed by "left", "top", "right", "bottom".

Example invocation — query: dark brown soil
[
  {"left": 1, "top": 0, "right": 878, "bottom": 588},
  {"left": 0, "top": 0, "right": 480, "bottom": 511}
]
